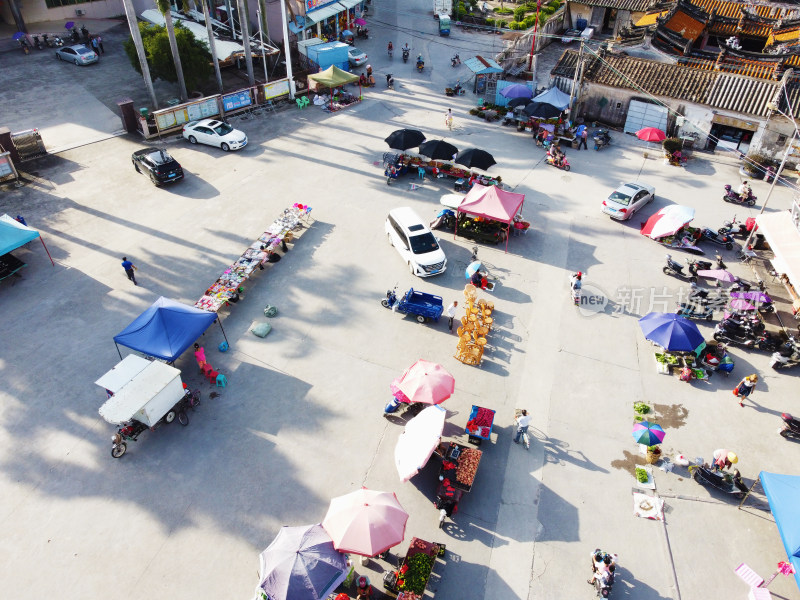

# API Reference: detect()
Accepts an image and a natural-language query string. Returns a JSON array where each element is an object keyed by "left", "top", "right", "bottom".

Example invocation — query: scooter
[
  {"left": 779, "top": 412, "right": 800, "bottom": 439},
  {"left": 386, "top": 73, "right": 394, "bottom": 90},
  {"left": 589, "top": 550, "right": 617, "bottom": 599},
  {"left": 663, "top": 255, "right": 698, "bottom": 282},
  {"left": 731, "top": 291, "right": 774, "bottom": 314},
  {"left": 698, "top": 342, "right": 735, "bottom": 375},
  {"left": 384, "top": 395, "right": 424, "bottom": 417},
  {"left": 385, "top": 167, "right": 399, "bottom": 185},
  {"left": 356, "top": 25, "right": 369, "bottom": 39},
  {"left": 718, "top": 215, "right": 752, "bottom": 239},
  {"left": 545, "top": 154, "right": 570, "bottom": 171},
  {"left": 699, "top": 227, "right": 735, "bottom": 250},
  {"left": 676, "top": 302, "right": 714, "bottom": 321},
  {"left": 388, "top": 43, "right": 393, "bottom": 57},
  {"left": 723, "top": 184, "right": 756, "bottom": 206},
  {"left": 416, "top": 55, "right": 425, "bottom": 72},
  {"left": 713, "top": 321, "right": 776, "bottom": 351},
  {"left": 32, "top": 35, "right": 43, "bottom": 50},
  {"left": 451, "top": 53, "right": 461, "bottom": 67},
  {"left": 771, "top": 337, "right": 800, "bottom": 369},
  {"left": 402, "top": 47, "right": 409, "bottom": 63},
  {"left": 44, "top": 33, "right": 63, "bottom": 47},
  {"left": 111, "top": 420, "right": 148, "bottom": 458},
  {"left": 593, "top": 129, "right": 611, "bottom": 150},
  {"left": 690, "top": 465, "right": 748, "bottom": 498}
]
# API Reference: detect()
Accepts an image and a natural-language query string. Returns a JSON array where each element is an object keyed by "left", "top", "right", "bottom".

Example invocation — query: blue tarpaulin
[
  {"left": 760, "top": 471, "right": 800, "bottom": 590},
  {"left": 113, "top": 297, "right": 219, "bottom": 362},
  {"left": 0, "top": 214, "right": 40, "bottom": 255}
]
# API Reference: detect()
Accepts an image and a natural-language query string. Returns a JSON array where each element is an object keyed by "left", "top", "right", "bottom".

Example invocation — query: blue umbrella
[
  {"left": 12, "top": 32, "right": 25, "bottom": 40},
  {"left": 465, "top": 260, "right": 482, "bottom": 281},
  {"left": 638, "top": 312, "right": 704, "bottom": 352},
  {"left": 64, "top": 21, "right": 75, "bottom": 30},
  {"left": 500, "top": 83, "right": 533, "bottom": 99},
  {"left": 258, "top": 524, "right": 348, "bottom": 600}
]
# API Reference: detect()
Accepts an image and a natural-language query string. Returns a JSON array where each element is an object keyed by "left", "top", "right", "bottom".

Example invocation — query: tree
[
  {"left": 158, "top": 0, "right": 188, "bottom": 101},
  {"left": 121, "top": 0, "right": 157, "bottom": 108},
  {"left": 124, "top": 22, "right": 212, "bottom": 93}
]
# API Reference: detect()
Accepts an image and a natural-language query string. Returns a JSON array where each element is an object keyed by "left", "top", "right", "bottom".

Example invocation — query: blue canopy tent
[
  {"left": 0, "top": 214, "right": 55, "bottom": 266},
  {"left": 113, "top": 297, "right": 226, "bottom": 362},
  {"left": 759, "top": 471, "right": 800, "bottom": 590}
]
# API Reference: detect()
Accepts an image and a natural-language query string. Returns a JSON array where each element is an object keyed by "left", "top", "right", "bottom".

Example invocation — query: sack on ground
[
  {"left": 251, "top": 322, "right": 272, "bottom": 338},
  {"left": 264, "top": 305, "right": 278, "bottom": 318}
]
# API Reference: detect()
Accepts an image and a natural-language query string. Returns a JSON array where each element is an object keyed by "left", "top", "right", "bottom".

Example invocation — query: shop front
[
  {"left": 706, "top": 114, "right": 758, "bottom": 153},
  {"left": 305, "top": 0, "right": 363, "bottom": 41}
]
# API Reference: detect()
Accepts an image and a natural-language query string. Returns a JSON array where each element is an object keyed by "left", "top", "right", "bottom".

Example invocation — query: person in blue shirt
[{"left": 121, "top": 256, "right": 137, "bottom": 285}]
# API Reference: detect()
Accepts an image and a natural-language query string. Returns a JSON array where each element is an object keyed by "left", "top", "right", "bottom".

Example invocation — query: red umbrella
[{"left": 636, "top": 127, "right": 666, "bottom": 143}]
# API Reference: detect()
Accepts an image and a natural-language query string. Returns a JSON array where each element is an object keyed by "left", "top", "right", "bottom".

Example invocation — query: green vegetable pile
[
  {"left": 401, "top": 553, "right": 435, "bottom": 594},
  {"left": 636, "top": 467, "right": 649, "bottom": 483},
  {"left": 634, "top": 402, "right": 650, "bottom": 415}
]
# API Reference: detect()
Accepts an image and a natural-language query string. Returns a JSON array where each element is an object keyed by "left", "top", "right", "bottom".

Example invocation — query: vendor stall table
[
  {"left": 383, "top": 537, "right": 445, "bottom": 599},
  {"left": 439, "top": 442, "right": 482, "bottom": 492},
  {"left": 465, "top": 405, "right": 495, "bottom": 445},
  {"left": 194, "top": 204, "right": 311, "bottom": 313}
]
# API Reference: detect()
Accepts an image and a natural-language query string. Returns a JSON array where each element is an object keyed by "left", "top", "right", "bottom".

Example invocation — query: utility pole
[
  {"left": 526, "top": 0, "right": 541, "bottom": 72},
  {"left": 237, "top": 0, "right": 255, "bottom": 85},
  {"left": 280, "top": 0, "right": 296, "bottom": 99},
  {"left": 201, "top": 0, "right": 224, "bottom": 92},
  {"left": 568, "top": 38, "right": 585, "bottom": 114}
]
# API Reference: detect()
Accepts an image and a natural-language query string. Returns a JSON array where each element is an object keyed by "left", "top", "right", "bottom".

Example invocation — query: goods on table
[
  {"left": 399, "top": 553, "right": 435, "bottom": 594},
  {"left": 466, "top": 406, "right": 495, "bottom": 438},
  {"left": 455, "top": 448, "right": 482, "bottom": 487}
]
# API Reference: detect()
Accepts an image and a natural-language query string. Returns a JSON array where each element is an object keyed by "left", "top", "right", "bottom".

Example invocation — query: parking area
[{"left": 2, "top": 8, "right": 800, "bottom": 600}]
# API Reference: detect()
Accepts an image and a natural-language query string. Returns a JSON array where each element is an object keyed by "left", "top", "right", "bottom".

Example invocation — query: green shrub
[
  {"left": 514, "top": 6, "right": 527, "bottom": 20},
  {"left": 662, "top": 137, "right": 682, "bottom": 154},
  {"left": 508, "top": 20, "right": 523, "bottom": 29},
  {"left": 494, "top": 6, "right": 513, "bottom": 13},
  {"left": 485, "top": 17, "right": 494, "bottom": 26},
  {"left": 634, "top": 402, "right": 650, "bottom": 414},
  {"left": 469, "top": 108, "right": 480, "bottom": 115}
]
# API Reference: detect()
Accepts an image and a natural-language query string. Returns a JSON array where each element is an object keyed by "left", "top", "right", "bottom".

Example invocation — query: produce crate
[
  {"left": 440, "top": 442, "right": 482, "bottom": 492},
  {"left": 466, "top": 404, "right": 495, "bottom": 445}
]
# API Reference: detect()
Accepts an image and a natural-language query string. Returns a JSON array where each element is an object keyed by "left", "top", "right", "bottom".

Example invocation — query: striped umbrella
[{"left": 632, "top": 421, "right": 665, "bottom": 445}]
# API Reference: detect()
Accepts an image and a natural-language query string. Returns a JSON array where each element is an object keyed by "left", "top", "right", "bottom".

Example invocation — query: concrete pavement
[{"left": 2, "top": 1, "right": 800, "bottom": 599}]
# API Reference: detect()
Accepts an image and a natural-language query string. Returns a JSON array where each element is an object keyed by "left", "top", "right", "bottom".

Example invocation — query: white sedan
[
  {"left": 601, "top": 182, "right": 655, "bottom": 220},
  {"left": 182, "top": 119, "right": 247, "bottom": 151}
]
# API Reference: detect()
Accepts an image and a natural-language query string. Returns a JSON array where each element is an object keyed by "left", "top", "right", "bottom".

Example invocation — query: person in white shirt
[
  {"left": 446, "top": 300, "right": 458, "bottom": 331},
  {"left": 738, "top": 181, "right": 751, "bottom": 201},
  {"left": 514, "top": 410, "right": 531, "bottom": 443}
]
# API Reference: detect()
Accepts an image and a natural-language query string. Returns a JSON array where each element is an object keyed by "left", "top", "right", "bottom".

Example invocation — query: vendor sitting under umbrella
[{"left": 356, "top": 575, "right": 373, "bottom": 599}]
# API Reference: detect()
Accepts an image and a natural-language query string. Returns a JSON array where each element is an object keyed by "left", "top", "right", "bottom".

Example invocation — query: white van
[{"left": 385, "top": 207, "right": 447, "bottom": 277}]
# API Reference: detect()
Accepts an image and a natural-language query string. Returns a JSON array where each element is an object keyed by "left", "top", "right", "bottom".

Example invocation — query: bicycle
[
  {"left": 514, "top": 408, "right": 530, "bottom": 450},
  {"left": 177, "top": 389, "right": 201, "bottom": 425}
]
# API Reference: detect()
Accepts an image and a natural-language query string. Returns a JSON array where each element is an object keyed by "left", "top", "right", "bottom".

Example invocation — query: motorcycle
[
  {"left": 718, "top": 215, "right": 755, "bottom": 239},
  {"left": 385, "top": 166, "right": 399, "bottom": 185},
  {"left": 356, "top": 25, "right": 369, "bottom": 39},
  {"left": 723, "top": 184, "right": 756, "bottom": 206},
  {"left": 451, "top": 53, "right": 461, "bottom": 67},
  {"left": 699, "top": 227, "right": 735, "bottom": 250},
  {"left": 402, "top": 47, "right": 409, "bottom": 63},
  {"left": 771, "top": 337, "right": 800, "bottom": 369},
  {"left": 779, "top": 412, "right": 800, "bottom": 439},
  {"left": 545, "top": 154, "right": 570, "bottom": 171},
  {"left": 713, "top": 321, "right": 775, "bottom": 351},
  {"left": 416, "top": 55, "right": 425, "bottom": 72},
  {"left": 19, "top": 38, "right": 30, "bottom": 54},
  {"left": 731, "top": 291, "right": 774, "bottom": 314},
  {"left": 593, "top": 129, "right": 611, "bottom": 150},
  {"left": 111, "top": 420, "right": 148, "bottom": 458},
  {"left": 690, "top": 465, "right": 748, "bottom": 498},
  {"left": 663, "top": 255, "right": 698, "bottom": 282},
  {"left": 676, "top": 302, "right": 714, "bottom": 321},
  {"left": 386, "top": 73, "right": 394, "bottom": 89},
  {"left": 32, "top": 34, "right": 43, "bottom": 50},
  {"left": 70, "top": 27, "right": 79, "bottom": 43},
  {"left": 589, "top": 550, "right": 617, "bottom": 598},
  {"left": 698, "top": 341, "right": 735, "bottom": 375},
  {"left": 388, "top": 43, "right": 393, "bottom": 57}
]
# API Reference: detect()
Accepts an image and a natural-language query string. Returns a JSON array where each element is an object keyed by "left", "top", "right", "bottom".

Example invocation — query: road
[{"left": 0, "top": 1, "right": 799, "bottom": 599}]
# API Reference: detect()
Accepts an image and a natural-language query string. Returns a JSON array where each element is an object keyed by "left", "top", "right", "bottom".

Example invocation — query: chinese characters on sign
[{"left": 222, "top": 91, "right": 252, "bottom": 112}]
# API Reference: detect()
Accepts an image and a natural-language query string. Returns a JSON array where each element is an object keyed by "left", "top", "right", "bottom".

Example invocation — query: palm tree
[
  {"left": 198, "top": 0, "right": 223, "bottom": 91},
  {"left": 122, "top": 0, "right": 158, "bottom": 107},
  {"left": 158, "top": 0, "right": 188, "bottom": 101}
]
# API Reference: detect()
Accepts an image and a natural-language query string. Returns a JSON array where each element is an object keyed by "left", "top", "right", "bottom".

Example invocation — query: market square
[{"left": 2, "top": 1, "right": 800, "bottom": 598}]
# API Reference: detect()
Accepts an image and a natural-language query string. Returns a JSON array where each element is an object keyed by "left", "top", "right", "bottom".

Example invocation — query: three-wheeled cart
[
  {"left": 435, "top": 442, "right": 482, "bottom": 524},
  {"left": 382, "top": 287, "right": 444, "bottom": 323},
  {"left": 383, "top": 537, "right": 446, "bottom": 598},
  {"left": 465, "top": 404, "right": 495, "bottom": 445},
  {"left": 96, "top": 355, "right": 189, "bottom": 458}
]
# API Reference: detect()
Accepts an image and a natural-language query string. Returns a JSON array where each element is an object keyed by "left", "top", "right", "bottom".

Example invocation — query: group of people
[
  {"left": 547, "top": 143, "right": 566, "bottom": 168},
  {"left": 358, "top": 65, "right": 375, "bottom": 87},
  {"left": 588, "top": 550, "right": 617, "bottom": 589}
]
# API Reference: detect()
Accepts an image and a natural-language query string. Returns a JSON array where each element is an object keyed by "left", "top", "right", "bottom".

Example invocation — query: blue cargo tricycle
[{"left": 381, "top": 286, "right": 444, "bottom": 323}]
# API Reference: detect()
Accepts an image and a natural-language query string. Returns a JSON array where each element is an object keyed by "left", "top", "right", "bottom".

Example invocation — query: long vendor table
[{"left": 194, "top": 204, "right": 312, "bottom": 313}]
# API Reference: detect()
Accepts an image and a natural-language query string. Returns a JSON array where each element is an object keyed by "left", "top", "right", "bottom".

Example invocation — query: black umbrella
[
  {"left": 523, "top": 102, "right": 562, "bottom": 119},
  {"left": 385, "top": 129, "right": 426, "bottom": 151},
  {"left": 418, "top": 140, "right": 459, "bottom": 161},
  {"left": 454, "top": 148, "right": 496, "bottom": 171},
  {"left": 506, "top": 97, "right": 529, "bottom": 109}
]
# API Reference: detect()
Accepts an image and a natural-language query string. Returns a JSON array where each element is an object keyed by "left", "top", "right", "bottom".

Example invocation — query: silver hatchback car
[{"left": 55, "top": 44, "right": 99, "bottom": 66}]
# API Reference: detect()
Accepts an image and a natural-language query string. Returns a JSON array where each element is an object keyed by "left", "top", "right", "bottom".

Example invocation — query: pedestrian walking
[
  {"left": 733, "top": 374, "right": 758, "bottom": 407},
  {"left": 446, "top": 300, "right": 458, "bottom": 331},
  {"left": 445, "top": 108, "right": 453, "bottom": 130},
  {"left": 578, "top": 127, "right": 588, "bottom": 150},
  {"left": 514, "top": 410, "right": 531, "bottom": 444},
  {"left": 121, "top": 256, "right": 138, "bottom": 285},
  {"left": 97, "top": 35, "right": 104, "bottom": 53},
  {"left": 418, "top": 166, "right": 425, "bottom": 180}
]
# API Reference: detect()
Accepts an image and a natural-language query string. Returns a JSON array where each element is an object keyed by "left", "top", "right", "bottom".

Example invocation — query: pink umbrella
[
  {"left": 729, "top": 298, "right": 756, "bottom": 311},
  {"left": 322, "top": 488, "right": 409, "bottom": 556},
  {"left": 354, "top": 17, "right": 367, "bottom": 26},
  {"left": 640, "top": 205, "right": 695, "bottom": 239},
  {"left": 697, "top": 269, "right": 737, "bottom": 283},
  {"left": 389, "top": 359, "right": 455, "bottom": 405},
  {"left": 637, "top": 127, "right": 666, "bottom": 143}
]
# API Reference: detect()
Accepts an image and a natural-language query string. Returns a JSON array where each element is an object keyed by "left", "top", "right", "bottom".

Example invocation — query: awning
[
  {"left": 712, "top": 114, "right": 759, "bottom": 131},
  {"left": 339, "top": 0, "right": 362, "bottom": 8},
  {"left": 635, "top": 10, "right": 668, "bottom": 27},
  {"left": 756, "top": 210, "right": 800, "bottom": 288},
  {"left": 464, "top": 55, "right": 503, "bottom": 75},
  {"left": 305, "top": 3, "right": 345, "bottom": 25}
]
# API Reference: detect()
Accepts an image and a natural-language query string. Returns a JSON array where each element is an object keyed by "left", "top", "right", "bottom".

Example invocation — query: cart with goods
[
  {"left": 439, "top": 442, "right": 482, "bottom": 492},
  {"left": 465, "top": 405, "right": 495, "bottom": 445},
  {"left": 383, "top": 537, "right": 446, "bottom": 598}
]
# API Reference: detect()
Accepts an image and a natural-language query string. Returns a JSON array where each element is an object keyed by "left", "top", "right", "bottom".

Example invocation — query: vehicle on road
[
  {"left": 55, "top": 44, "right": 98, "bottom": 65},
  {"left": 386, "top": 207, "right": 447, "bottom": 276},
  {"left": 348, "top": 46, "right": 367, "bottom": 66},
  {"left": 182, "top": 119, "right": 247, "bottom": 151},
  {"left": 131, "top": 148, "right": 184, "bottom": 185},
  {"left": 601, "top": 182, "right": 655, "bottom": 220},
  {"left": 381, "top": 286, "right": 444, "bottom": 323}
]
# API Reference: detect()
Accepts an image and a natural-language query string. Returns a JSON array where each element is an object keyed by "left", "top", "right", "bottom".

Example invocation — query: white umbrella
[
  {"left": 640, "top": 205, "right": 695, "bottom": 239},
  {"left": 394, "top": 405, "right": 446, "bottom": 482}
]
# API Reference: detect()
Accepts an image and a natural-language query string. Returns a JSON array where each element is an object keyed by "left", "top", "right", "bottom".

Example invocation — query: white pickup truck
[{"left": 433, "top": 0, "right": 452, "bottom": 17}]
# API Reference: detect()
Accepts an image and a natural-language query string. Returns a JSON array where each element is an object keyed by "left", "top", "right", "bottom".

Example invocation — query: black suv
[{"left": 131, "top": 149, "right": 184, "bottom": 185}]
